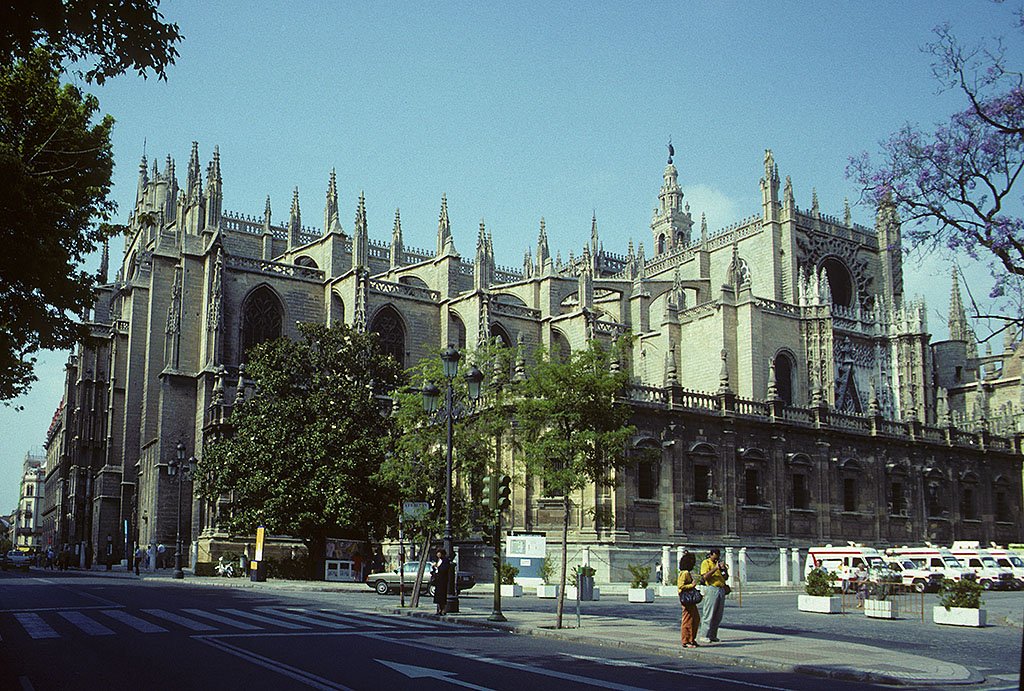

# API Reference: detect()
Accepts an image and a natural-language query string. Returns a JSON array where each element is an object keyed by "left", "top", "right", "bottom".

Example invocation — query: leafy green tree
[
  {"left": 514, "top": 338, "right": 635, "bottom": 628},
  {"left": 0, "top": 49, "right": 114, "bottom": 401},
  {"left": 198, "top": 323, "right": 403, "bottom": 579},
  {"left": 0, "top": 0, "right": 182, "bottom": 84}
]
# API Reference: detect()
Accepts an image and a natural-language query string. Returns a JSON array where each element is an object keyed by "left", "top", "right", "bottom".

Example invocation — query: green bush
[
  {"left": 804, "top": 568, "right": 836, "bottom": 597},
  {"left": 938, "top": 578, "right": 983, "bottom": 610},
  {"left": 539, "top": 558, "right": 554, "bottom": 584},
  {"left": 568, "top": 565, "right": 596, "bottom": 587},
  {"left": 627, "top": 564, "right": 650, "bottom": 589},
  {"left": 499, "top": 563, "right": 519, "bottom": 585},
  {"left": 265, "top": 554, "right": 309, "bottom": 580}
]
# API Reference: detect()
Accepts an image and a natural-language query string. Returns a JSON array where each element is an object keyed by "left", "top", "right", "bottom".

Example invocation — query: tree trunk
[
  {"left": 410, "top": 533, "right": 431, "bottom": 608},
  {"left": 556, "top": 494, "right": 570, "bottom": 629},
  {"left": 307, "top": 532, "right": 326, "bottom": 581}
]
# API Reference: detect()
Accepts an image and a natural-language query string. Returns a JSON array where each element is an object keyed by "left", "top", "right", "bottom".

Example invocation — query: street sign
[{"left": 402, "top": 502, "right": 429, "bottom": 520}]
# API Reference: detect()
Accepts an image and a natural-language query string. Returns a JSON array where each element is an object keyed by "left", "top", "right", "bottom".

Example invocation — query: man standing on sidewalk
[{"left": 697, "top": 548, "right": 728, "bottom": 643}]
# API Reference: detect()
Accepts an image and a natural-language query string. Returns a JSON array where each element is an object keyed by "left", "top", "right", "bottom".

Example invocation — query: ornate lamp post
[
  {"left": 167, "top": 442, "right": 193, "bottom": 580},
  {"left": 422, "top": 345, "right": 483, "bottom": 614}
]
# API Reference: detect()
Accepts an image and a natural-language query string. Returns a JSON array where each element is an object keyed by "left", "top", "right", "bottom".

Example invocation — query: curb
[{"left": 381, "top": 606, "right": 982, "bottom": 687}]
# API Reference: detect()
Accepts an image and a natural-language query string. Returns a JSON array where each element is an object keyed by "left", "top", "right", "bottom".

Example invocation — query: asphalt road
[{"left": 0, "top": 569, "right": 888, "bottom": 691}]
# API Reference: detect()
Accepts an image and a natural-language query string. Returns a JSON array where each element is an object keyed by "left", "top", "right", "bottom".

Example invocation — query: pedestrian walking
[
  {"left": 45, "top": 547, "right": 54, "bottom": 570},
  {"left": 431, "top": 549, "right": 450, "bottom": 615},
  {"left": 697, "top": 548, "right": 728, "bottom": 643},
  {"left": 134, "top": 546, "right": 144, "bottom": 575},
  {"left": 678, "top": 553, "right": 701, "bottom": 648},
  {"left": 655, "top": 563, "right": 663, "bottom": 586}
]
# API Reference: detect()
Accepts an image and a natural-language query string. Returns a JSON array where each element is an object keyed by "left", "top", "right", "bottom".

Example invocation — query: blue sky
[{"left": 2, "top": 1, "right": 1020, "bottom": 511}]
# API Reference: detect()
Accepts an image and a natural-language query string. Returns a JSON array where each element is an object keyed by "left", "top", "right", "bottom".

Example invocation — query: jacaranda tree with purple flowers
[{"left": 849, "top": 21, "right": 1024, "bottom": 312}]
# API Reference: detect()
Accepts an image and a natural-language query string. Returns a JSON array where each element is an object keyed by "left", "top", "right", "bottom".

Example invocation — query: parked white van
[
  {"left": 804, "top": 544, "right": 889, "bottom": 590},
  {"left": 984, "top": 544, "right": 1024, "bottom": 588},
  {"left": 885, "top": 546, "right": 974, "bottom": 582},
  {"left": 883, "top": 557, "right": 944, "bottom": 593},
  {"left": 949, "top": 541, "right": 1017, "bottom": 590}
]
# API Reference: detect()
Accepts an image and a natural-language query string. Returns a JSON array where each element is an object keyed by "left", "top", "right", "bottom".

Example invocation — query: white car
[{"left": 3, "top": 550, "right": 32, "bottom": 571}]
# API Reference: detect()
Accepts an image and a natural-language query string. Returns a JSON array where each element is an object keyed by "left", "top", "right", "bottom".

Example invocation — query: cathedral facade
[{"left": 40, "top": 143, "right": 1023, "bottom": 572}]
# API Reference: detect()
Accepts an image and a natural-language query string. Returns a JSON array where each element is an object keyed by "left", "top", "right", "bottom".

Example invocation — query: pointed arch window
[
  {"left": 925, "top": 468, "right": 946, "bottom": 518},
  {"left": 787, "top": 454, "right": 812, "bottom": 510},
  {"left": 959, "top": 471, "right": 979, "bottom": 520},
  {"left": 370, "top": 305, "right": 406, "bottom": 368},
  {"left": 241, "top": 286, "right": 283, "bottom": 356},
  {"left": 993, "top": 476, "right": 1012, "bottom": 522},
  {"left": 690, "top": 443, "right": 717, "bottom": 503},
  {"left": 839, "top": 459, "right": 861, "bottom": 512},
  {"left": 821, "top": 257, "right": 853, "bottom": 308},
  {"left": 772, "top": 352, "right": 795, "bottom": 406}
]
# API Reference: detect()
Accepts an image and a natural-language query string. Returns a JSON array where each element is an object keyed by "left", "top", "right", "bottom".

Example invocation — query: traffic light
[
  {"left": 497, "top": 474, "right": 511, "bottom": 510},
  {"left": 481, "top": 474, "right": 496, "bottom": 510}
]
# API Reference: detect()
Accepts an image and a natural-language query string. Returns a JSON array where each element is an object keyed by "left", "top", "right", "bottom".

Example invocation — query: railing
[
  {"left": 491, "top": 301, "right": 540, "bottom": 320},
  {"left": 735, "top": 398, "right": 771, "bottom": 417},
  {"left": 367, "top": 279, "right": 439, "bottom": 302},
  {"left": 829, "top": 411, "right": 873, "bottom": 433},
  {"left": 624, "top": 385, "right": 667, "bottom": 405},
  {"left": 225, "top": 255, "right": 324, "bottom": 281}
]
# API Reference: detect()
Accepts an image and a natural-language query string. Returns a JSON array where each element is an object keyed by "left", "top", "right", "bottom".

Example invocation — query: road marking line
[
  {"left": 184, "top": 608, "right": 263, "bottom": 630},
  {"left": 101, "top": 609, "right": 167, "bottom": 633},
  {"left": 0, "top": 606, "right": 124, "bottom": 613},
  {"left": 143, "top": 609, "right": 218, "bottom": 631},
  {"left": 194, "top": 635, "right": 354, "bottom": 691},
  {"left": 560, "top": 652, "right": 796, "bottom": 690},
  {"left": 59, "top": 611, "right": 114, "bottom": 636},
  {"left": 376, "top": 659, "right": 496, "bottom": 690},
  {"left": 363, "top": 633, "right": 649, "bottom": 691},
  {"left": 13, "top": 613, "right": 59, "bottom": 639},
  {"left": 55, "top": 584, "right": 123, "bottom": 607},
  {"left": 219, "top": 608, "right": 309, "bottom": 630}
]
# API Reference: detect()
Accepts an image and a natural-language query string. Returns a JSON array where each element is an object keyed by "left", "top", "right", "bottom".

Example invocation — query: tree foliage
[
  {"left": 0, "top": 0, "right": 182, "bottom": 84},
  {"left": 848, "top": 18, "right": 1024, "bottom": 316},
  {"left": 0, "top": 49, "right": 114, "bottom": 401},
  {"left": 198, "top": 323, "right": 403, "bottom": 577},
  {"left": 514, "top": 337, "right": 635, "bottom": 628}
]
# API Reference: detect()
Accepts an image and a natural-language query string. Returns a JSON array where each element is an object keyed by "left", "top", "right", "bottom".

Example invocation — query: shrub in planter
[
  {"left": 499, "top": 563, "right": 519, "bottom": 585},
  {"left": 627, "top": 564, "right": 650, "bottom": 589},
  {"left": 804, "top": 568, "right": 836, "bottom": 596},
  {"left": 938, "top": 578, "right": 983, "bottom": 610},
  {"left": 569, "top": 565, "right": 596, "bottom": 587},
  {"left": 539, "top": 557, "right": 555, "bottom": 584}
]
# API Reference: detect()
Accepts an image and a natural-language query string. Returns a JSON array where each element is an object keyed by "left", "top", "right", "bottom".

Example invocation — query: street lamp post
[
  {"left": 168, "top": 442, "right": 193, "bottom": 580},
  {"left": 422, "top": 345, "right": 483, "bottom": 615}
]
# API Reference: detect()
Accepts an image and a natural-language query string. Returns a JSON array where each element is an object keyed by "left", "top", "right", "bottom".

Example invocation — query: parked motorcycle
[{"left": 215, "top": 556, "right": 235, "bottom": 577}]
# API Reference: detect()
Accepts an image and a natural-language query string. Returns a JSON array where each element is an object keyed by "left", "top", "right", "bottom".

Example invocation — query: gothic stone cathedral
[{"left": 41, "top": 143, "right": 1024, "bottom": 574}]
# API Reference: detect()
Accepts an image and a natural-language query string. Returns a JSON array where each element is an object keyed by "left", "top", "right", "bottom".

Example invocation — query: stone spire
[
  {"left": 767, "top": 358, "right": 779, "bottom": 401},
  {"left": 665, "top": 347, "right": 679, "bottom": 387},
  {"left": 578, "top": 251, "right": 594, "bottom": 309},
  {"left": 324, "top": 168, "right": 340, "bottom": 235},
  {"left": 536, "top": 218, "right": 552, "bottom": 275},
  {"left": 523, "top": 249, "right": 533, "bottom": 279},
  {"left": 590, "top": 212, "right": 599, "bottom": 257},
  {"left": 700, "top": 213, "right": 708, "bottom": 246},
  {"left": 261, "top": 195, "right": 273, "bottom": 259},
  {"left": 136, "top": 152, "right": 149, "bottom": 204},
  {"left": 760, "top": 149, "right": 780, "bottom": 220},
  {"left": 783, "top": 175, "right": 795, "bottom": 211},
  {"left": 474, "top": 219, "right": 491, "bottom": 291},
  {"left": 948, "top": 266, "right": 969, "bottom": 342},
  {"left": 436, "top": 194, "right": 454, "bottom": 255},
  {"left": 288, "top": 187, "right": 302, "bottom": 248},
  {"left": 513, "top": 333, "right": 527, "bottom": 382},
  {"left": 98, "top": 239, "right": 109, "bottom": 284},
  {"left": 810, "top": 188, "right": 820, "bottom": 218},
  {"left": 353, "top": 192, "right": 368, "bottom": 269},
  {"left": 843, "top": 197, "right": 852, "bottom": 227},
  {"left": 875, "top": 193, "right": 903, "bottom": 309},
  {"left": 204, "top": 145, "right": 222, "bottom": 230},
  {"left": 390, "top": 208, "right": 403, "bottom": 269},
  {"left": 185, "top": 141, "right": 200, "bottom": 200},
  {"left": 718, "top": 349, "right": 731, "bottom": 394}
]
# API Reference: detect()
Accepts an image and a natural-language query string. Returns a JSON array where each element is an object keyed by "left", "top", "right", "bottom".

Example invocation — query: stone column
[
  {"left": 583, "top": 545, "right": 591, "bottom": 567},
  {"left": 661, "top": 545, "right": 671, "bottom": 585},
  {"left": 676, "top": 545, "right": 686, "bottom": 573},
  {"left": 738, "top": 547, "right": 748, "bottom": 585},
  {"left": 725, "top": 546, "right": 736, "bottom": 587},
  {"left": 779, "top": 547, "right": 789, "bottom": 585},
  {"left": 790, "top": 547, "right": 802, "bottom": 584}
]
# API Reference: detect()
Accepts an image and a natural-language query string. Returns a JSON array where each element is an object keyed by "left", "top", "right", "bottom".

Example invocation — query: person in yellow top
[
  {"left": 697, "top": 548, "right": 728, "bottom": 643},
  {"left": 677, "top": 552, "right": 700, "bottom": 648}
]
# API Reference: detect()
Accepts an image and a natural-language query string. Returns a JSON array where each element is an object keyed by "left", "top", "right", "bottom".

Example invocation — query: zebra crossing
[{"left": 2, "top": 606, "right": 434, "bottom": 641}]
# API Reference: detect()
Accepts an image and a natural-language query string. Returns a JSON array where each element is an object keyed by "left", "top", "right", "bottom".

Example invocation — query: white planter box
[
  {"left": 565, "top": 586, "right": 600, "bottom": 601},
  {"left": 798, "top": 594, "right": 841, "bottom": 613},
  {"left": 500, "top": 584, "right": 522, "bottom": 598},
  {"left": 657, "top": 585, "right": 678, "bottom": 597},
  {"left": 933, "top": 605, "right": 986, "bottom": 627},
  {"left": 536, "top": 584, "right": 560, "bottom": 599},
  {"left": 628, "top": 587, "right": 655, "bottom": 603},
  {"left": 864, "top": 599, "right": 898, "bottom": 619}
]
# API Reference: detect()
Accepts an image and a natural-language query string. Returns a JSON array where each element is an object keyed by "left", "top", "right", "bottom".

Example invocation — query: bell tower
[{"left": 651, "top": 141, "right": 693, "bottom": 254}]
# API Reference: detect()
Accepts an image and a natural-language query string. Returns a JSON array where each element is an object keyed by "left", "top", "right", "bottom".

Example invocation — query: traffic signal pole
[{"left": 488, "top": 474, "right": 511, "bottom": 622}]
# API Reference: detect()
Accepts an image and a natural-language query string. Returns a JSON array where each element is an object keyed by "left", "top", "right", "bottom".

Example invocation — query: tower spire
[
  {"left": 948, "top": 266, "right": 969, "bottom": 342},
  {"left": 324, "top": 168, "right": 340, "bottom": 235},
  {"left": 390, "top": 208, "right": 403, "bottom": 269},
  {"left": 437, "top": 194, "right": 452, "bottom": 255},
  {"left": 353, "top": 192, "right": 368, "bottom": 268},
  {"left": 536, "top": 218, "right": 551, "bottom": 274}
]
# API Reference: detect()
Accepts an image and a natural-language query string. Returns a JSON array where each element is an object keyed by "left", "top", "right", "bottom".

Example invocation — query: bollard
[
  {"left": 725, "top": 547, "right": 736, "bottom": 590},
  {"left": 661, "top": 545, "right": 671, "bottom": 585},
  {"left": 780, "top": 547, "right": 789, "bottom": 585},
  {"left": 791, "top": 547, "right": 801, "bottom": 585}
]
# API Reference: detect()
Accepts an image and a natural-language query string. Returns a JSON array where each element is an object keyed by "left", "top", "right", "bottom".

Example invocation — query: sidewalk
[{"left": 77, "top": 567, "right": 978, "bottom": 686}]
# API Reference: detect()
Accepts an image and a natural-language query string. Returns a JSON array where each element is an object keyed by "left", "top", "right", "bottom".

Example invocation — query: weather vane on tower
[{"left": 667, "top": 137, "right": 674, "bottom": 165}]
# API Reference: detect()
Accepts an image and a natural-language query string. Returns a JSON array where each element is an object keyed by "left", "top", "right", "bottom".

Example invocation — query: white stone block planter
[
  {"left": 500, "top": 584, "right": 523, "bottom": 598},
  {"left": 536, "top": 584, "right": 560, "bottom": 599},
  {"left": 565, "top": 586, "right": 600, "bottom": 601},
  {"left": 798, "top": 594, "right": 841, "bottom": 613},
  {"left": 864, "top": 599, "right": 898, "bottom": 619},
  {"left": 657, "top": 585, "right": 678, "bottom": 598},
  {"left": 628, "top": 587, "right": 655, "bottom": 603},
  {"left": 933, "top": 606, "right": 986, "bottom": 627}
]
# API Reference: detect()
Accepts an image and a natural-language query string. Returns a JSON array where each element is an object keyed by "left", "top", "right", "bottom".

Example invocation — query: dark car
[{"left": 365, "top": 561, "right": 475, "bottom": 596}]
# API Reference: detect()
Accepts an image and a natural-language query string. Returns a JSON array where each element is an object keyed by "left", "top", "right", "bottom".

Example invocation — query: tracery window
[
  {"left": 787, "top": 453, "right": 812, "bottom": 510},
  {"left": 959, "top": 472, "right": 979, "bottom": 520},
  {"left": 839, "top": 459, "right": 861, "bottom": 512},
  {"left": 370, "top": 306, "right": 406, "bottom": 368},
  {"left": 740, "top": 449, "right": 767, "bottom": 506},
  {"left": 994, "top": 476, "right": 1011, "bottom": 522},
  {"left": 690, "top": 443, "right": 717, "bottom": 503},
  {"left": 925, "top": 469, "right": 946, "bottom": 518},
  {"left": 241, "top": 286, "right": 283, "bottom": 357},
  {"left": 772, "top": 352, "right": 795, "bottom": 406}
]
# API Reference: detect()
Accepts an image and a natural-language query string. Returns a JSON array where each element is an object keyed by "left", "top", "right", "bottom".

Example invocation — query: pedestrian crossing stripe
[
  {"left": 254, "top": 607, "right": 351, "bottom": 629},
  {"left": 101, "top": 609, "right": 168, "bottom": 633},
  {"left": 58, "top": 611, "right": 114, "bottom": 636},
  {"left": 13, "top": 613, "right": 59, "bottom": 639},
  {"left": 217, "top": 608, "right": 309, "bottom": 630},
  {"left": 143, "top": 608, "right": 218, "bottom": 631},
  {"left": 183, "top": 608, "right": 263, "bottom": 630}
]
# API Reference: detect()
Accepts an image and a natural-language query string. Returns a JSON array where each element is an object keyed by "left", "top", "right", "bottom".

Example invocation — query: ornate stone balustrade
[
  {"left": 491, "top": 301, "right": 540, "bottom": 320},
  {"left": 224, "top": 255, "right": 324, "bottom": 281},
  {"left": 368, "top": 279, "right": 439, "bottom": 302}
]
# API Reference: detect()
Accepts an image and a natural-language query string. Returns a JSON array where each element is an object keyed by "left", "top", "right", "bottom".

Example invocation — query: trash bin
[
  {"left": 250, "top": 560, "right": 267, "bottom": 582},
  {"left": 578, "top": 574, "right": 595, "bottom": 601}
]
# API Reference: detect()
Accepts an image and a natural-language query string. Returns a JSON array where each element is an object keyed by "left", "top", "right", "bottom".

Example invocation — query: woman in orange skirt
[{"left": 678, "top": 552, "right": 700, "bottom": 648}]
